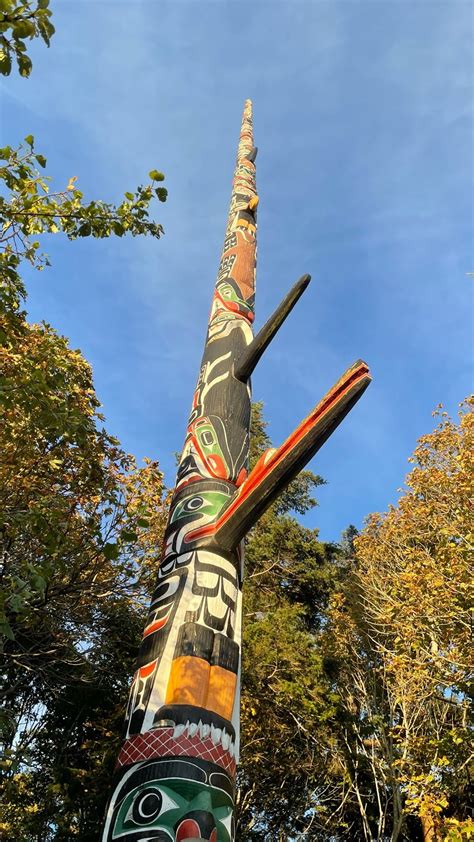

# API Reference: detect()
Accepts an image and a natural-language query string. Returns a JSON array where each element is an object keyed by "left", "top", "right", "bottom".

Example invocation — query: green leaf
[
  {"left": 8, "top": 594, "right": 25, "bottom": 613},
  {"left": 35, "top": 153, "right": 47, "bottom": 168},
  {"left": 103, "top": 542, "right": 119, "bottom": 560},
  {"left": 24, "top": 134, "right": 34, "bottom": 148},
  {"left": 38, "top": 0, "right": 50, "bottom": 7},
  {"left": 0, "top": 620, "right": 14, "bottom": 641},
  {"left": 17, "top": 53, "right": 33, "bottom": 78},
  {"left": 0, "top": 49, "right": 11, "bottom": 75},
  {"left": 13, "top": 20, "right": 36, "bottom": 38},
  {"left": 30, "top": 574, "right": 46, "bottom": 593},
  {"left": 149, "top": 169, "right": 165, "bottom": 182},
  {"left": 37, "top": 17, "right": 52, "bottom": 46},
  {"left": 77, "top": 221, "right": 91, "bottom": 236},
  {"left": 155, "top": 187, "right": 168, "bottom": 202},
  {"left": 124, "top": 191, "right": 134, "bottom": 201}
]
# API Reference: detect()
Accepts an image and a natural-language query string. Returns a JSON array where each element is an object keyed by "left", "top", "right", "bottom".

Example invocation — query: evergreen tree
[{"left": 237, "top": 403, "right": 344, "bottom": 839}]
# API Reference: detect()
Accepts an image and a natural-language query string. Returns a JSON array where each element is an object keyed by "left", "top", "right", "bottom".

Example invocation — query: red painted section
[
  {"left": 142, "top": 608, "right": 171, "bottom": 639},
  {"left": 116, "top": 727, "right": 237, "bottom": 777},
  {"left": 138, "top": 660, "right": 157, "bottom": 679},
  {"left": 176, "top": 819, "right": 201, "bottom": 841}
]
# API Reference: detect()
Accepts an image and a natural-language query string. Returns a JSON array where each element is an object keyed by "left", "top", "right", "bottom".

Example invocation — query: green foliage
[
  {"left": 0, "top": 294, "right": 168, "bottom": 838},
  {"left": 0, "top": 138, "right": 166, "bottom": 312},
  {"left": 237, "top": 403, "right": 344, "bottom": 840},
  {"left": 324, "top": 400, "right": 473, "bottom": 841},
  {"left": 0, "top": 0, "right": 55, "bottom": 78},
  {"left": 1, "top": 599, "right": 146, "bottom": 839},
  {"left": 238, "top": 403, "right": 474, "bottom": 841}
]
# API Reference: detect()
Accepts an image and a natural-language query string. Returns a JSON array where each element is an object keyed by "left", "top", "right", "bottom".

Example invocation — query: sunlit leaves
[
  {"left": 0, "top": 138, "right": 166, "bottom": 314},
  {"left": 149, "top": 169, "right": 165, "bottom": 182},
  {"left": 0, "top": 0, "right": 55, "bottom": 77},
  {"left": 325, "top": 399, "right": 473, "bottom": 838},
  {"left": 0, "top": 298, "right": 169, "bottom": 842}
]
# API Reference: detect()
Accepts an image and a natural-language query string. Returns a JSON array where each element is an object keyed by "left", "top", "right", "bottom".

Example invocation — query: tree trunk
[{"left": 421, "top": 811, "right": 441, "bottom": 842}]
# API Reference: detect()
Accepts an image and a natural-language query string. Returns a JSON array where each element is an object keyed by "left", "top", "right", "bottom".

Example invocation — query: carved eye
[
  {"left": 201, "top": 430, "right": 214, "bottom": 446},
  {"left": 132, "top": 789, "right": 162, "bottom": 822},
  {"left": 172, "top": 495, "right": 204, "bottom": 523},
  {"left": 126, "top": 787, "right": 179, "bottom": 825},
  {"left": 184, "top": 496, "right": 203, "bottom": 511}
]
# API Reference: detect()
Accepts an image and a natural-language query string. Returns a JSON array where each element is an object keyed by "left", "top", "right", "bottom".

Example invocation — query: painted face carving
[
  {"left": 193, "top": 419, "right": 229, "bottom": 480},
  {"left": 170, "top": 489, "right": 230, "bottom": 532},
  {"left": 211, "top": 278, "right": 254, "bottom": 323},
  {"left": 104, "top": 759, "right": 234, "bottom": 842}
]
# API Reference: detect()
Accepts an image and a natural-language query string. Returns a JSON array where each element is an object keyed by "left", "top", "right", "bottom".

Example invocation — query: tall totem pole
[{"left": 102, "top": 101, "right": 371, "bottom": 842}]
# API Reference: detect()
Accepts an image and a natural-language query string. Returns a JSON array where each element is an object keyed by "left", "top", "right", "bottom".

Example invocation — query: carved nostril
[{"left": 175, "top": 812, "right": 217, "bottom": 841}]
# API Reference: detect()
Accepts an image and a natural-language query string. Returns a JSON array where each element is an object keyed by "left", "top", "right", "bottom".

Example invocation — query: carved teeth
[
  {"left": 211, "top": 725, "right": 222, "bottom": 745},
  {"left": 173, "top": 723, "right": 186, "bottom": 738},
  {"left": 188, "top": 721, "right": 199, "bottom": 737},
  {"left": 173, "top": 719, "right": 235, "bottom": 755},
  {"left": 221, "top": 730, "right": 230, "bottom": 751}
]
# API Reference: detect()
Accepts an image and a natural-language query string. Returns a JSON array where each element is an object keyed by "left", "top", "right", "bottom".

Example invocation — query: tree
[
  {"left": 0, "top": 138, "right": 167, "bottom": 314},
  {"left": 325, "top": 400, "right": 473, "bottom": 841},
  {"left": 237, "top": 404, "right": 346, "bottom": 840},
  {"left": 0, "top": 6, "right": 169, "bottom": 835},
  {"left": 0, "top": 310, "right": 168, "bottom": 833}
]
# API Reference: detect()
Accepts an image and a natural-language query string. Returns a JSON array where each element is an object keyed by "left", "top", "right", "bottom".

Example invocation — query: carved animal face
[{"left": 104, "top": 758, "right": 234, "bottom": 842}]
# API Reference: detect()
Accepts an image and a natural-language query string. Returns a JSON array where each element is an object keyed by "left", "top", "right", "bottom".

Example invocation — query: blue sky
[{"left": 1, "top": 1, "right": 472, "bottom": 542}]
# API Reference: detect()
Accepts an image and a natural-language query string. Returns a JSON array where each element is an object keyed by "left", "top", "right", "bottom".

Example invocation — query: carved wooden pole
[{"left": 102, "top": 100, "right": 371, "bottom": 842}]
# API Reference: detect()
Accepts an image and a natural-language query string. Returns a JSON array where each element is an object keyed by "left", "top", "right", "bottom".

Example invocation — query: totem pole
[{"left": 102, "top": 100, "right": 371, "bottom": 842}]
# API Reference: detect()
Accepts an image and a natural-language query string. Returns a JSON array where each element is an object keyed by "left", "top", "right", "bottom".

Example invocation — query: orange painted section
[
  {"left": 165, "top": 656, "right": 210, "bottom": 706},
  {"left": 206, "top": 666, "right": 237, "bottom": 720}
]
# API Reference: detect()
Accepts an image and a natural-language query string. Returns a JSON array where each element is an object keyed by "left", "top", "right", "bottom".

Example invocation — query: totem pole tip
[
  {"left": 242, "top": 98, "right": 253, "bottom": 122},
  {"left": 238, "top": 99, "right": 255, "bottom": 162}
]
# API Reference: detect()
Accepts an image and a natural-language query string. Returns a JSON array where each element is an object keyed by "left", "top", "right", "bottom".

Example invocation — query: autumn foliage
[
  {"left": 0, "top": 296, "right": 168, "bottom": 836},
  {"left": 326, "top": 401, "right": 473, "bottom": 841}
]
